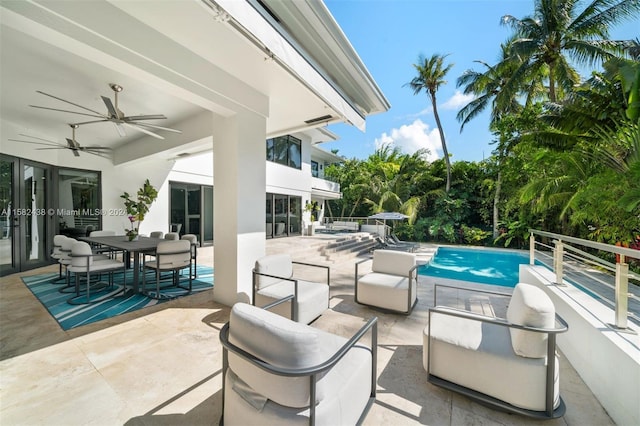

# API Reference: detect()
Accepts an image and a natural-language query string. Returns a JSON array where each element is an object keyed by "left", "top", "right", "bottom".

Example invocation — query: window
[
  {"left": 58, "top": 168, "right": 100, "bottom": 231},
  {"left": 311, "top": 161, "right": 319, "bottom": 178},
  {"left": 266, "top": 135, "right": 302, "bottom": 170}
]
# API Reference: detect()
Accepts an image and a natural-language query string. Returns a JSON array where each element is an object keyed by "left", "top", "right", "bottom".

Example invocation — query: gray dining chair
[
  {"left": 164, "top": 232, "right": 179, "bottom": 240},
  {"left": 181, "top": 234, "right": 198, "bottom": 278},
  {"left": 89, "top": 230, "right": 118, "bottom": 258},
  {"left": 149, "top": 231, "right": 164, "bottom": 238},
  {"left": 66, "top": 241, "right": 126, "bottom": 305},
  {"left": 141, "top": 240, "right": 192, "bottom": 299}
]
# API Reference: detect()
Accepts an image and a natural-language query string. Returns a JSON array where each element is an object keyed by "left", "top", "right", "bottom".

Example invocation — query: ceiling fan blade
[
  {"left": 29, "top": 105, "right": 105, "bottom": 119},
  {"left": 101, "top": 96, "right": 120, "bottom": 119},
  {"left": 126, "top": 114, "right": 167, "bottom": 121},
  {"left": 36, "top": 90, "right": 105, "bottom": 116},
  {"left": 72, "top": 119, "right": 110, "bottom": 125},
  {"left": 81, "top": 147, "right": 112, "bottom": 151},
  {"left": 133, "top": 122, "right": 182, "bottom": 134},
  {"left": 85, "top": 150, "right": 111, "bottom": 159},
  {"left": 9, "top": 138, "right": 63, "bottom": 148},
  {"left": 18, "top": 133, "right": 59, "bottom": 144},
  {"left": 121, "top": 122, "right": 165, "bottom": 140},
  {"left": 66, "top": 138, "right": 80, "bottom": 149},
  {"left": 113, "top": 122, "right": 126, "bottom": 137}
]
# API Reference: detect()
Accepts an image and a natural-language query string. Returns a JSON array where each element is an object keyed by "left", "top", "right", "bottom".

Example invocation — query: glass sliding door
[
  {"left": 0, "top": 156, "right": 52, "bottom": 275},
  {"left": 265, "top": 193, "right": 302, "bottom": 238},
  {"left": 1, "top": 155, "right": 102, "bottom": 276},
  {"left": 169, "top": 182, "right": 214, "bottom": 244}
]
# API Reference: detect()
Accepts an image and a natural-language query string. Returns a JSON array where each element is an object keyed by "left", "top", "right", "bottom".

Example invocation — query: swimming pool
[{"left": 418, "top": 246, "right": 531, "bottom": 287}]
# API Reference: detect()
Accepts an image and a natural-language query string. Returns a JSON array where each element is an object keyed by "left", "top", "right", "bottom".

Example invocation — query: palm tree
[
  {"left": 405, "top": 53, "right": 454, "bottom": 192},
  {"left": 456, "top": 44, "right": 525, "bottom": 132},
  {"left": 501, "top": 0, "right": 640, "bottom": 103}
]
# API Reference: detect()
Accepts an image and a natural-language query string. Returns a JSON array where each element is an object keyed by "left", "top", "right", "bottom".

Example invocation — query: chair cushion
[
  {"left": 148, "top": 240, "right": 191, "bottom": 270},
  {"left": 357, "top": 273, "right": 415, "bottom": 312},
  {"left": 372, "top": 249, "right": 416, "bottom": 277},
  {"left": 255, "top": 279, "right": 329, "bottom": 324},
  {"left": 424, "top": 311, "right": 559, "bottom": 411},
  {"left": 254, "top": 254, "right": 293, "bottom": 290},
  {"left": 227, "top": 303, "right": 372, "bottom": 422},
  {"left": 70, "top": 241, "right": 94, "bottom": 267},
  {"left": 229, "top": 303, "right": 322, "bottom": 407},
  {"left": 506, "top": 283, "right": 556, "bottom": 358}
]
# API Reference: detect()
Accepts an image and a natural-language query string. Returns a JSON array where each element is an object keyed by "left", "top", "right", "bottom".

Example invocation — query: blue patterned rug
[{"left": 21, "top": 266, "right": 214, "bottom": 330}]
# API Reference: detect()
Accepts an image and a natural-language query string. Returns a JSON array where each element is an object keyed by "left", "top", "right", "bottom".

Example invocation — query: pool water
[{"left": 418, "top": 246, "right": 531, "bottom": 287}]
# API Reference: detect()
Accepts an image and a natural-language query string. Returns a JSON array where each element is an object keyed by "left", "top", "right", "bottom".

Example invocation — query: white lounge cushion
[
  {"left": 372, "top": 249, "right": 416, "bottom": 277},
  {"left": 255, "top": 280, "right": 329, "bottom": 325},
  {"left": 357, "top": 273, "right": 416, "bottom": 313},
  {"left": 424, "top": 308, "right": 560, "bottom": 411},
  {"left": 255, "top": 254, "right": 294, "bottom": 289},
  {"left": 226, "top": 303, "right": 372, "bottom": 425},
  {"left": 507, "top": 283, "right": 556, "bottom": 358}
]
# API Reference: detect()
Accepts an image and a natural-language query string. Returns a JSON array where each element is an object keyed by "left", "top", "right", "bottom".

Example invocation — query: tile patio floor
[{"left": 0, "top": 237, "right": 614, "bottom": 425}]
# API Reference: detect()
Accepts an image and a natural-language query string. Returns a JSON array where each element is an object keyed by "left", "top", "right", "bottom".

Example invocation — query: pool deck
[{"left": 0, "top": 236, "right": 615, "bottom": 425}]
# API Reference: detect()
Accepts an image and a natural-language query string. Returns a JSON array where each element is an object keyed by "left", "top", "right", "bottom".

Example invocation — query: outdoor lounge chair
[
  {"left": 355, "top": 249, "right": 419, "bottom": 314},
  {"left": 423, "top": 283, "right": 569, "bottom": 419},
  {"left": 252, "top": 254, "right": 330, "bottom": 324},
  {"left": 219, "top": 297, "right": 378, "bottom": 425}
]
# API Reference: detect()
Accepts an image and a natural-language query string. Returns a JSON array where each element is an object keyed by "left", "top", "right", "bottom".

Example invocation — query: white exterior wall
[
  {"left": 266, "top": 133, "right": 315, "bottom": 225},
  {"left": 519, "top": 264, "right": 640, "bottom": 426}
]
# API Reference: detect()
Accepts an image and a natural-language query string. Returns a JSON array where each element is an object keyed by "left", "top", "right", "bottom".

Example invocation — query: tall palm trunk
[
  {"left": 548, "top": 62, "right": 556, "bottom": 103},
  {"left": 493, "top": 170, "right": 502, "bottom": 239},
  {"left": 431, "top": 95, "right": 451, "bottom": 192}
]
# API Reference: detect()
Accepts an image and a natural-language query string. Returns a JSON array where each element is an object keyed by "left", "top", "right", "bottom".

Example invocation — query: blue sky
[{"left": 322, "top": 0, "right": 639, "bottom": 163}]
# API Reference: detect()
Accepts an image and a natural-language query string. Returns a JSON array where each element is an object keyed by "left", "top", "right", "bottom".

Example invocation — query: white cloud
[
  {"left": 441, "top": 90, "right": 474, "bottom": 110},
  {"left": 374, "top": 119, "right": 441, "bottom": 161}
]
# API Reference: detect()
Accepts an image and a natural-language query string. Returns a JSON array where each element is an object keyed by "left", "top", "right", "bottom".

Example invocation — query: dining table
[{"left": 80, "top": 235, "right": 162, "bottom": 293}]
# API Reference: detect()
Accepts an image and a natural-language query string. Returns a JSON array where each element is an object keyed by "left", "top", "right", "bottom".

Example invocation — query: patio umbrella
[{"left": 367, "top": 212, "right": 409, "bottom": 237}]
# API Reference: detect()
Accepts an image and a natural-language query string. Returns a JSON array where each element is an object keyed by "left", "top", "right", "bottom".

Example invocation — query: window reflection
[
  {"left": 266, "top": 135, "right": 302, "bottom": 170},
  {"left": 58, "top": 168, "right": 100, "bottom": 236}
]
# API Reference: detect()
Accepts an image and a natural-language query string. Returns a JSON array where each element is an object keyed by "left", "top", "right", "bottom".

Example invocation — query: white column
[{"left": 212, "top": 110, "right": 266, "bottom": 306}]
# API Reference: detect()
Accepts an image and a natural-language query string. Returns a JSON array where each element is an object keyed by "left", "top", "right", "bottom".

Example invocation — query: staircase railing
[{"left": 529, "top": 229, "right": 639, "bottom": 331}]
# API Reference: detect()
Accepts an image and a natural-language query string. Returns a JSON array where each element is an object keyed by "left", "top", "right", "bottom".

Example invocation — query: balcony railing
[
  {"left": 311, "top": 176, "right": 340, "bottom": 193},
  {"left": 529, "top": 229, "right": 640, "bottom": 331}
]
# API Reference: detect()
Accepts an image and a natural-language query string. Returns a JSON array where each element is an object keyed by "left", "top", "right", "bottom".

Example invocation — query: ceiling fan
[
  {"left": 9, "top": 124, "right": 112, "bottom": 158},
  {"left": 29, "top": 83, "right": 182, "bottom": 140}
]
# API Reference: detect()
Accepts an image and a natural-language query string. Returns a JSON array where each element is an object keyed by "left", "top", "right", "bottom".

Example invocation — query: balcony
[{"left": 311, "top": 176, "right": 341, "bottom": 199}]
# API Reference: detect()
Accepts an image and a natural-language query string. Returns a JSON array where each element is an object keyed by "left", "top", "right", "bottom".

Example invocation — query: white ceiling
[
  {"left": 0, "top": 25, "right": 201, "bottom": 152},
  {"left": 0, "top": 0, "right": 355, "bottom": 162}
]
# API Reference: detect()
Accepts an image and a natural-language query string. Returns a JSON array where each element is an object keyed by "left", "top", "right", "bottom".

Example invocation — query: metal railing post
[
  {"left": 614, "top": 256, "right": 629, "bottom": 330},
  {"left": 529, "top": 233, "right": 535, "bottom": 265},
  {"left": 553, "top": 240, "right": 564, "bottom": 285}
]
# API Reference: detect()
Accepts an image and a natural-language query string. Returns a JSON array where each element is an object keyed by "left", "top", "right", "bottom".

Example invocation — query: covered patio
[{"left": 0, "top": 238, "right": 612, "bottom": 425}]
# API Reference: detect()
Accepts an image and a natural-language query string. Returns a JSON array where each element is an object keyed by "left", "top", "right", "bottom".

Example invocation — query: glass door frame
[
  {"left": 0, "top": 154, "right": 54, "bottom": 276},
  {"left": 169, "top": 181, "right": 214, "bottom": 245}
]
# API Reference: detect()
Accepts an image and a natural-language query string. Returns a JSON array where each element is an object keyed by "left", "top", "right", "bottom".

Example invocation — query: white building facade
[{"left": 0, "top": 0, "right": 389, "bottom": 305}]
